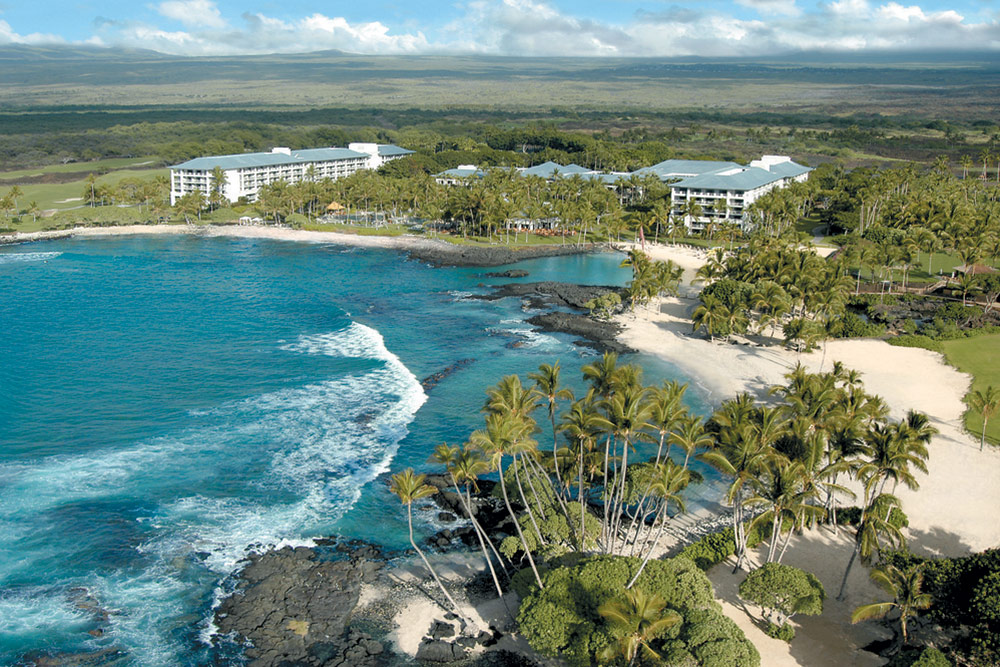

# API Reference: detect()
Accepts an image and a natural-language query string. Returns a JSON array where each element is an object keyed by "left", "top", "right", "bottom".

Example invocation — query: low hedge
[
  {"left": 676, "top": 522, "right": 769, "bottom": 571},
  {"left": 888, "top": 335, "right": 943, "bottom": 352}
]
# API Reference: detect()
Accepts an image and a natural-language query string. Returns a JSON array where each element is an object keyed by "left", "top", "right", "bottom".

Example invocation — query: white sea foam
[
  {"left": 0, "top": 251, "right": 62, "bottom": 264},
  {"left": 0, "top": 590, "right": 94, "bottom": 640},
  {"left": 0, "top": 321, "right": 427, "bottom": 664}
]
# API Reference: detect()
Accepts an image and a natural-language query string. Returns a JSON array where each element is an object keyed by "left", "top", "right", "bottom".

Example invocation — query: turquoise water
[{"left": 0, "top": 237, "right": 721, "bottom": 665}]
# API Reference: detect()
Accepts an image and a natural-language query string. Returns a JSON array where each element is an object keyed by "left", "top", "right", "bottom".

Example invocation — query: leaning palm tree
[
  {"left": 598, "top": 588, "right": 682, "bottom": 667},
  {"left": 851, "top": 562, "right": 932, "bottom": 646},
  {"left": 837, "top": 493, "right": 906, "bottom": 600},
  {"left": 626, "top": 460, "right": 691, "bottom": 586},
  {"left": 429, "top": 444, "right": 508, "bottom": 599},
  {"left": 969, "top": 385, "right": 999, "bottom": 450},
  {"left": 528, "top": 361, "right": 575, "bottom": 488},
  {"left": 390, "top": 469, "right": 465, "bottom": 615},
  {"left": 469, "top": 413, "right": 545, "bottom": 589}
]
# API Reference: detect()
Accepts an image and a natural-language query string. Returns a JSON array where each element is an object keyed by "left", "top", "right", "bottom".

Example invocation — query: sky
[{"left": 0, "top": 0, "right": 998, "bottom": 57}]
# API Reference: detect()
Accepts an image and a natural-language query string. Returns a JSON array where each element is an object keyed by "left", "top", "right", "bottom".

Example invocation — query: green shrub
[
  {"left": 881, "top": 548, "right": 1000, "bottom": 665},
  {"left": 738, "top": 562, "right": 824, "bottom": 629},
  {"left": 888, "top": 335, "right": 943, "bottom": 352},
  {"left": 676, "top": 522, "right": 769, "bottom": 571},
  {"left": 830, "top": 311, "right": 885, "bottom": 338},
  {"left": 499, "top": 500, "right": 601, "bottom": 560},
  {"left": 886, "top": 646, "right": 951, "bottom": 667},
  {"left": 835, "top": 506, "right": 908, "bottom": 530},
  {"left": 765, "top": 622, "right": 796, "bottom": 642},
  {"left": 517, "top": 556, "right": 759, "bottom": 667}
]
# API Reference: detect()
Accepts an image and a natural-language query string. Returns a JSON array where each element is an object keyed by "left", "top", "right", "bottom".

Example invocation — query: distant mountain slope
[{"left": 0, "top": 44, "right": 997, "bottom": 114}]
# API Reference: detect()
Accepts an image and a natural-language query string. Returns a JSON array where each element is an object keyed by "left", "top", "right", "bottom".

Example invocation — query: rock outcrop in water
[
  {"left": 472, "top": 282, "right": 633, "bottom": 354},
  {"left": 214, "top": 545, "right": 385, "bottom": 667},
  {"left": 526, "top": 312, "right": 635, "bottom": 354},
  {"left": 407, "top": 243, "right": 597, "bottom": 268}
]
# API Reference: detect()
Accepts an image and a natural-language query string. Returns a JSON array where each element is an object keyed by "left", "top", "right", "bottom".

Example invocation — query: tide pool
[{"left": 0, "top": 236, "right": 722, "bottom": 665}]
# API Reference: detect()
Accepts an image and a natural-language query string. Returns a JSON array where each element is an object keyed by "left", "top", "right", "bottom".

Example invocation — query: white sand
[
  {"left": 380, "top": 552, "right": 538, "bottom": 662},
  {"left": 11, "top": 229, "right": 990, "bottom": 661},
  {"left": 4, "top": 223, "right": 456, "bottom": 253},
  {"left": 616, "top": 287, "right": 1000, "bottom": 666}
]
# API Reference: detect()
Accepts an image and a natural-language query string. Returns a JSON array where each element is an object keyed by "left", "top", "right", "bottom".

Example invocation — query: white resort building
[
  {"left": 169, "top": 142, "right": 414, "bottom": 205},
  {"left": 666, "top": 155, "right": 811, "bottom": 232},
  {"left": 434, "top": 154, "right": 811, "bottom": 233}
]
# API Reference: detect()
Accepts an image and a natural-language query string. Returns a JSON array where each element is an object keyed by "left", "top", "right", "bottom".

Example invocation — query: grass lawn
[
  {"left": 846, "top": 251, "right": 1000, "bottom": 286},
  {"left": 5, "top": 168, "right": 169, "bottom": 231},
  {"left": 941, "top": 334, "right": 1000, "bottom": 447},
  {"left": 0, "top": 157, "right": 161, "bottom": 180}
]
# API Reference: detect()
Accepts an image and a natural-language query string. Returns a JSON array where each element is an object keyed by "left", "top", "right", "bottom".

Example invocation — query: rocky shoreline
[
  {"left": 206, "top": 473, "right": 540, "bottom": 667},
  {"left": 472, "top": 281, "right": 633, "bottom": 353},
  {"left": 405, "top": 242, "right": 600, "bottom": 268}
]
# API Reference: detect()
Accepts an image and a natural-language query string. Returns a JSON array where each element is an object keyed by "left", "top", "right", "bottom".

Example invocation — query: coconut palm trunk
[
  {"left": 627, "top": 505, "right": 670, "bottom": 589},
  {"left": 407, "top": 502, "right": 463, "bottom": 611},
  {"left": 511, "top": 454, "right": 546, "bottom": 544},
  {"left": 498, "top": 458, "right": 544, "bottom": 589}
]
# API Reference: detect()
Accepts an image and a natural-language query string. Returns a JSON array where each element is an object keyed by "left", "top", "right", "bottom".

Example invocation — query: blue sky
[{"left": 1, "top": 0, "right": 998, "bottom": 56}]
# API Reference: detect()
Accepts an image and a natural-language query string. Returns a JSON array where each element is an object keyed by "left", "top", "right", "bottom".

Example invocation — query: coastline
[
  {"left": 612, "top": 242, "right": 1000, "bottom": 667},
  {"left": 1, "top": 224, "right": 600, "bottom": 267}
]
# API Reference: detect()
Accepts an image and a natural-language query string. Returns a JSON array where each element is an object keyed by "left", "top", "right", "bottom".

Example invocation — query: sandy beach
[
  {"left": 1, "top": 224, "right": 594, "bottom": 267},
  {"left": 12, "top": 230, "right": 992, "bottom": 663},
  {"left": 613, "top": 242, "right": 1000, "bottom": 666}
]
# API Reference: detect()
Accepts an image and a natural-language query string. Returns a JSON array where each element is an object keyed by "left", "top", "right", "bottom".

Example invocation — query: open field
[
  {"left": 942, "top": 333, "right": 1000, "bottom": 447},
  {"left": 7, "top": 167, "right": 167, "bottom": 216},
  {"left": 0, "top": 156, "right": 160, "bottom": 181},
  {"left": 2, "top": 47, "right": 999, "bottom": 119}
]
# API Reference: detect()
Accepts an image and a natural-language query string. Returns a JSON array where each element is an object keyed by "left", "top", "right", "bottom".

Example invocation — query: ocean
[{"left": 0, "top": 235, "right": 721, "bottom": 665}]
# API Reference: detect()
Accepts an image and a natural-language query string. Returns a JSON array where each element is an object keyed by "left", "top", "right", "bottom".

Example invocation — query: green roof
[
  {"left": 671, "top": 167, "right": 784, "bottom": 191},
  {"left": 171, "top": 146, "right": 409, "bottom": 171},
  {"left": 378, "top": 144, "right": 415, "bottom": 157},
  {"left": 633, "top": 159, "right": 742, "bottom": 181},
  {"left": 436, "top": 167, "right": 486, "bottom": 178},
  {"left": 520, "top": 161, "right": 595, "bottom": 178}
]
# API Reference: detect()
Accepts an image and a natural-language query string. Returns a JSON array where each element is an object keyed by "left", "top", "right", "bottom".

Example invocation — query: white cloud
[
  {"left": 736, "top": 0, "right": 801, "bottom": 17},
  {"left": 99, "top": 11, "right": 430, "bottom": 56},
  {"left": 828, "top": 0, "right": 870, "bottom": 17},
  {"left": 877, "top": 2, "right": 926, "bottom": 21},
  {"left": 156, "top": 0, "right": 227, "bottom": 29},
  {"left": 8, "top": 0, "right": 1000, "bottom": 57},
  {"left": 0, "top": 19, "right": 65, "bottom": 45}
]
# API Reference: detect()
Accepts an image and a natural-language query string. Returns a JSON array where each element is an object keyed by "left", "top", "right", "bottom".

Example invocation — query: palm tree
[
  {"left": 746, "top": 458, "right": 822, "bottom": 564},
  {"left": 598, "top": 588, "right": 682, "bottom": 666},
  {"left": 700, "top": 402, "right": 779, "bottom": 571},
  {"left": 429, "top": 444, "right": 508, "bottom": 600},
  {"left": 692, "top": 294, "right": 726, "bottom": 341},
  {"left": 7, "top": 184, "right": 22, "bottom": 215},
  {"left": 582, "top": 351, "right": 619, "bottom": 399},
  {"left": 529, "top": 361, "right": 574, "bottom": 488},
  {"left": 559, "top": 397, "right": 606, "bottom": 549},
  {"left": 858, "top": 422, "right": 929, "bottom": 501},
  {"left": 969, "top": 385, "right": 999, "bottom": 450},
  {"left": 470, "top": 413, "right": 545, "bottom": 589},
  {"left": 851, "top": 562, "right": 932, "bottom": 646},
  {"left": 837, "top": 493, "right": 906, "bottom": 600},
  {"left": 602, "top": 383, "right": 651, "bottom": 554},
  {"left": 209, "top": 166, "right": 228, "bottom": 211},
  {"left": 626, "top": 460, "right": 691, "bottom": 586},
  {"left": 669, "top": 415, "right": 713, "bottom": 470},
  {"left": 390, "top": 469, "right": 465, "bottom": 615},
  {"left": 646, "top": 381, "right": 689, "bottom": 465}
]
